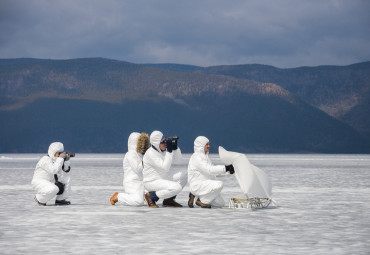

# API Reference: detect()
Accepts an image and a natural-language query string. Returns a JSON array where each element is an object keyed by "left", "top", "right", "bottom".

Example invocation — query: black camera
[
  {"left": 166, "top": 136, "right": 179, "bottom": 149},
  {"left": 166, "top": 136, "right": 179, "bottom": 143},
  {"left": 66, "top": 152, "right": 75, "bottom": 158}
]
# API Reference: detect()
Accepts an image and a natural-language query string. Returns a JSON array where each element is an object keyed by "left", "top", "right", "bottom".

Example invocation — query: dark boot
[
  {"left": 195, "top": 198, "right": 211, "bottom": 208},
  {"left": 34, "top": 196, "right": 46, "bottom": 206},
  {"left": 163, "top": 196, "right": 183, "bottom": 207},
  {"left": 188, "top": 193, "right": 195, "bottom": 208},
  {"left": 55, "top": 199, "right": 71, "bottom": 205},
  {"left": 144, "top": 192, "right": 159, "bottom": 208}
]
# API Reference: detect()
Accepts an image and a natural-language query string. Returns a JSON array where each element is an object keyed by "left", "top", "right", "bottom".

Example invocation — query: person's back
[
  {"left": 110, "top": 132, "right": 149, "bottom": 206},
  {"left": 188, "top": 152, "right": 219, "bottom": 184},
  {"left": 32, "top": 143, "right": 65, "bottom": 183},
  {"left": 123, "top": 133, "right": 144, "bottom": 184}
]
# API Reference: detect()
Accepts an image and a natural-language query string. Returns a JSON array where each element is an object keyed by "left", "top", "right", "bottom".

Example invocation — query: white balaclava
[
  {"left": 150, "top": 130, "right": 164, "bottom": 149},
  {"left": 48, "top": 142, "right": 64, "bottom": 160},
  {"left": 194, "top": 136, "right": 209, "bottom": 154},
  {"left": 127, "top": 132, "right": 140, "bottom": 152}
]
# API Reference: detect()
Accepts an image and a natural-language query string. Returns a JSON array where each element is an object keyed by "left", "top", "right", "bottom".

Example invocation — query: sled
[
  {"left": 228, "top": 197, "right": 275, "bottom": 209},
  {"left": 219, "top": 146, "right": 276, "bottom": 209}
]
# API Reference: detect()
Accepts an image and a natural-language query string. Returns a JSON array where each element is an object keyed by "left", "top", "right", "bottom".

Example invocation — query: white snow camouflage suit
[
  {"left": 31, "top": 142, "right": 71, "bottom": 204},
  {"left": 143, "top": 130, "right": 187, "bottom": 199},
  {"left": 188, "top": 136, "right": 226, "bottom": 207},
  {"left": 117, "top": 132, "right": 145, "bottom": 206}
]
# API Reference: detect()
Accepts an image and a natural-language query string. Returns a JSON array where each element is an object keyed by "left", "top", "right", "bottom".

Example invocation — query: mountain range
[{"left": 0, "top": 58, "right": 369, "bottom": 153}]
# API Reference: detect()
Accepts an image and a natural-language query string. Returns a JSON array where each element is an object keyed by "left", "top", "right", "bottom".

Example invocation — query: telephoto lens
[{"left": 66, "top": 152, "right": 75, "bottom": 157}]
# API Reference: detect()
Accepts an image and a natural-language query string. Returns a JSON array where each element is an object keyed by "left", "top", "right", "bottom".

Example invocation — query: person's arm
[
  {"left": 62, "top": 160, "right": 71, "bottom": 172},
  {"left": 172, "top": 147, "right": 185, "bottom": 164},
  {"left": 39, "top": 157, "right": 64, "bottom": 175},
  {"left": 147, "top": 151, "right": 174, "bottom": 173},
  {"left": 127, "top": 153, "right": 143, "bottom": 174},
  {"left": 194, "top": 154, "right": 225, "bottom": 176}
]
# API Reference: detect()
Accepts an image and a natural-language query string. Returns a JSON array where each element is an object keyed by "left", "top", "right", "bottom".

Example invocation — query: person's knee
[
  {"left": 214, "top": 181, "right": 223, "bottom": 192},
  {"left": 50, "top": 185, "right": 60, "bottom": 195},
  {"left": 132, "top": 195, "right": 144, "bottom": 206},
  {"left": 168, "top": 182, "right": 182, "bottom": 194}
]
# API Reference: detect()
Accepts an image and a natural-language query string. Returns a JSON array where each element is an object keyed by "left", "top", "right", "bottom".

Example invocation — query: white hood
[
  {"left": 194, "top": 136, "right": 209, "bottom": 154},
  {"left": 127, "top": 132, "right": 140, "bottom": 152},
  {"left": 48, "top": 142, "right": 64, "bottom": 159},
  {"left": 150, "top": 130, "right": 163, "bottom": 149}
]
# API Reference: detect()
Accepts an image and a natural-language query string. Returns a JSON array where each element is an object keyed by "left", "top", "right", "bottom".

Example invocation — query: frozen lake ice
[{"left": 0, "top": 153, "right": 369, "bottom": 254}]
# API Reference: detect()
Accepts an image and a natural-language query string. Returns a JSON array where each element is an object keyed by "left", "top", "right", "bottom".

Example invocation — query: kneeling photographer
[
  {"left": 142, "top": 131, "right": 187, "bottom": 208},
  {"left": 31, "top": 142, "right": 74, "bottom": 206}
]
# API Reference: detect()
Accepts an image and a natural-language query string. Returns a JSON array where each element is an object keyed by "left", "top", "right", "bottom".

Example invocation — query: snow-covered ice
[{"left": 0, "top": 153, "right": 369, "bottom": 254}]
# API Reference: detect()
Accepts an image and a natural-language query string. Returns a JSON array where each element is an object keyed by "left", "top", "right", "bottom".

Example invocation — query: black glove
[
  {"left": 166, "top": 139, "right": 173, "bottom": 153},
  {"left": 225, "top": 165, "right": 235, "bottom": 174},
  {"left": 62, "top": 164, "right": 71, "bottom": 172},
  {"left": 55, "top": 181, "right": 65, "bottom": 195},
  {"left": 173, "top": 139, "right": 178, "bottom": 150}
]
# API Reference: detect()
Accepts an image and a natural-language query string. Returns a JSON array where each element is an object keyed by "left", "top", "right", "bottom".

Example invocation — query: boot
[
  {"left": 110, "top": 192, "right": 118, "bottom": 205},
  {"left": 144, "top": 192, "right": 159, "bottom": 208},
  {"left": 163, "top": 196, "right": 183, "bottom": 207},
  {"left": 55, "top": 199, "right": 71, "bottom": 205},
  {"left": 195, "top": 198, "right": 211, "bottom": 208},
  {"left": 188, "top": 193, "right": 195, "bottom": 208},
  {"left": 34, "top": 196, "right": 46, "bottom": 206}
]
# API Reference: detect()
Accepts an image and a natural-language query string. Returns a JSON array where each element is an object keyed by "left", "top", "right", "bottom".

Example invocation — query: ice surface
[{"left": 0, "top": 153, "right": 369, "bottom": 254}]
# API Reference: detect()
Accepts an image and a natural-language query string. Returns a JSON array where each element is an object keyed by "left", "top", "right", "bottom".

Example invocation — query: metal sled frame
[{"left": 228, "top": 197, "right": 276, "bottom": 209}]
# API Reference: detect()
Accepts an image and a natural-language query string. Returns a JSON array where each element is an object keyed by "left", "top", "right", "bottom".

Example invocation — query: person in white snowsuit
[
  {"left": 142, "top": 130, "right": 187, "bottom": 208},
  {"left": 110, "top": 132, "right": 149, "bottom": 206},
  {"left": 31, "top": 142, "right": 72, "bottom": 206},
  {"left": 187, "top": 136, "right": 234, "bottom": 208}
]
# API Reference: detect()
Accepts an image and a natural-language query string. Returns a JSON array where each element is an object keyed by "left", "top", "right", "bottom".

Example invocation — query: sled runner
[
  {"left": 219, "top": 146, "right": 276, "bottom": 209},
  {"left": 228, "top": 197, "right": 274, "bottom": 209}
]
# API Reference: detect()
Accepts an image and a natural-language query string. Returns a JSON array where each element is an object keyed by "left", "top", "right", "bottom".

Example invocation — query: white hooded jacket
[
  {"left": 143, "top": 131, "right": 174, "bottom": 182},
  {"left": 123, "top": 132, "right": 143, "bottom": 185},
  {"left": 32, "top": 142, "right": 69, "bottom": 183},
  {"left": 188, "top": 136, "right": 226, "bottom": 186}
]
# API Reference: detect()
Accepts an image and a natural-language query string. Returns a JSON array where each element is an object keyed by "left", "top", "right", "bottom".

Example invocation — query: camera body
[
  {"left": 66, "top": 152, "right": 75, "bottom": 158},
  {"left": 165, "top": 136, "right": 179, "bottom": 149},
  {"left": 166, "top": 136, "right": 179, "bottom": 143}
]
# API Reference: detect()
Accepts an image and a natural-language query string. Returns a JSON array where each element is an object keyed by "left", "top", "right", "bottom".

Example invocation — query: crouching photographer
[
  {"left": 31, "top": 142, "right": 74, "bottom": 206},
  {"left": 143, "top": 131, "right": 188, "bottom": 208}
]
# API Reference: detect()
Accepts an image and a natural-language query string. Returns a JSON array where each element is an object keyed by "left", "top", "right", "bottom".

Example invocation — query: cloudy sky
[{"left": 1, "top": 0, "right": 369, "bottom": 68}]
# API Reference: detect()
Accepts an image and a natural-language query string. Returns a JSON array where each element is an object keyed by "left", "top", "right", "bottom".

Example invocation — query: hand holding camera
[
  {"left": 166, "top": 139, "right": 173, "bottom": 153},
  {"left": 64, "top": 152, "right": 75, "bottom": 161},
  {"left": 59, "top": 152, "right": 67, "bottom": 159},
  {"left": 166, "top": 136, "right": 179, "bottom": 151}
]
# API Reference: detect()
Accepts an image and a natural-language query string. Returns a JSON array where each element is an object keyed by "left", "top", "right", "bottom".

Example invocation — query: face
[
  {"left": 159, "top": 142, "right": 167, "bottom": 151},
  {"left": 204, "top": 143, "right": 210, "bottom": 153},
  {"left": 55, "top": 151, "right": 62, "bottom": 157}
]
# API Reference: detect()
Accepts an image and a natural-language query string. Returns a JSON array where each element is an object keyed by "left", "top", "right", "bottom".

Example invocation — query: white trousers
[
  {"left": 32, "top": 172, "right": 71, "bottom": 204},
  {"left": 190, "top": 180, "right": 225, "bottom": 207},
  {"left": 144, "top": 169, "right": 187, "bottom": 199},
  {"left": 117, "top": 181, "right": 144, "bottom": 206}
]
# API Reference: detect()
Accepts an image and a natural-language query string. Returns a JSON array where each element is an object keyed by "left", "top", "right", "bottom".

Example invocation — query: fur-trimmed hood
[{"left": 137, "top": 133, "right": 150, "bottom": 154}]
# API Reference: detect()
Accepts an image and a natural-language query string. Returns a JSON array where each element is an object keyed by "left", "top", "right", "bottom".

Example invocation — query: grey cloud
[{"left": 0, "top": 0, "right": 369, "bottom": 67}]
